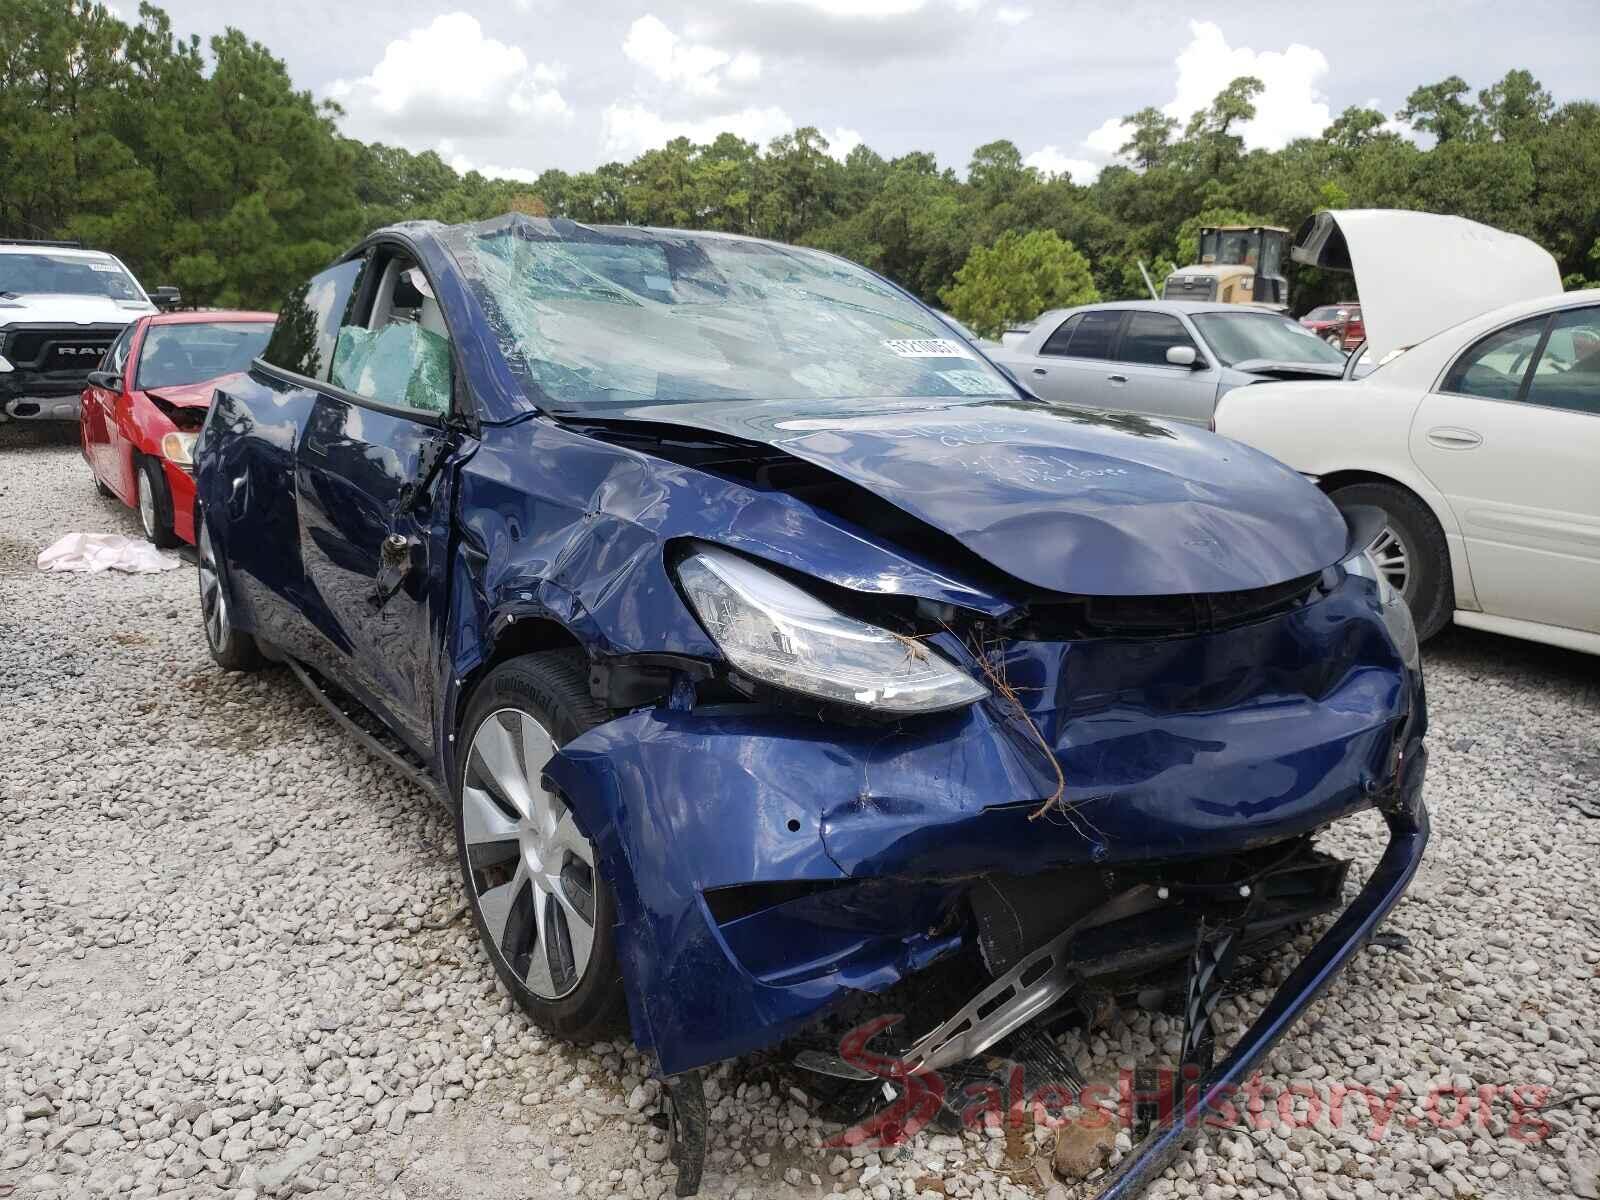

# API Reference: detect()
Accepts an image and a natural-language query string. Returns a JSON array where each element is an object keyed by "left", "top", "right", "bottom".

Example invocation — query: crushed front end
[{"left": 543, "top": 562, "right": 1427, "bottom": 1089}]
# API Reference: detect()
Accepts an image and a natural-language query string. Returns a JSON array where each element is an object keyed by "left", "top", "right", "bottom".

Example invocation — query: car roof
[
  {"left": 1035, "top": 300, "right": 1293, "bottom": 322},
  {"left": 144, "top": 310, "right": 275, "bottom": 325}
]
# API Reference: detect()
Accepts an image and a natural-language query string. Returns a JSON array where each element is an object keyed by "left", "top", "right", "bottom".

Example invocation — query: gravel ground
[{"left": 2, "top": 420, "right": 1597, "bottom": 1200}]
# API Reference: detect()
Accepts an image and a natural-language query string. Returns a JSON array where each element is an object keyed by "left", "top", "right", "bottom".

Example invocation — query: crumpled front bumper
[{"left": 542, "top": 604, "right": 1424, "bottom": 1078}]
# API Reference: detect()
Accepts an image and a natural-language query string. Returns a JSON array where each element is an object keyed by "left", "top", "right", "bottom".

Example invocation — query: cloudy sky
[{"left": 149, "top": 0, "right": 1596, "bottom": 182}]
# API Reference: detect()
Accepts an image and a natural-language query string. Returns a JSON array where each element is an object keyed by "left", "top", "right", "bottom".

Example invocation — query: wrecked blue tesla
[{"left": 194, "top": 214, "right": 1427, "bottom": 1196}]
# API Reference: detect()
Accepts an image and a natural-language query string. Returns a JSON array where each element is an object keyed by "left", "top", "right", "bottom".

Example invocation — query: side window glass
[
  {"left": 1524, "top": 307, "right": 1600, "bottom": 416},
  {"left": 260, "top": 258, "right": 367, "bottom": 381},
  {"left": 1439, "top": 315, "right": 1547, "bottom": 401},
  {"left": 1039, "top": 314, "right": 1081, "bottom": 357},
  {"left": 106, "top": 325, "right": 136, "bottom": 374},
  {"left": 330, "top": 264, "right": 452, "bottom": 415},
  {"left": 1065, "top": 310, "right": 1121, "bottom": 360},
  {"left": 1118, "top": 312, "right": 1195, "bottom": 366}
]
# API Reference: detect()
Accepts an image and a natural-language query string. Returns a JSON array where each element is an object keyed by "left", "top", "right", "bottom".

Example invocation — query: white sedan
[{"left": 1217, "top": 210, "right": 1599, "bottom": 655}]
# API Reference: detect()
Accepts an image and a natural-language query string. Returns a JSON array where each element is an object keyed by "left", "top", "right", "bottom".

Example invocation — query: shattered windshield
[
  {"left": 1194, "top": 312, "right": 1349, "bottom": 367},
  {"left": 0, "top": 252, "right": 146, "bottom": 301},
  {"left": 444, "top": 216, "right": 1014, "bottom": 412}
]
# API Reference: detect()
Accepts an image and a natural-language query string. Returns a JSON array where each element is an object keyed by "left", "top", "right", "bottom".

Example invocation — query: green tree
[
  {"left": 967, "top": 139, "right": 1031, "bottom": 204},
  {"left": 1399, "top": 76, "right": 1476, "bottom": 143},
  {"left": 1478, "top": 69, "right": 1553, "bottom": 143},
  {"left": 1181, "top": 76, "right": 1263, "bottom": 175},
  {"left": 1323, "top": 106, "right": 1393, "bottom": 151},
  {"left": 1118, "top": 107, "right": 1179, "bottom": 169},
  {"left": 940, "top": 230, "right": 1100, "bottom": 338}
]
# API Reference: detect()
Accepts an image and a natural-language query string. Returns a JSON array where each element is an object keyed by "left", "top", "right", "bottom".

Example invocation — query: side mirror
[
  {"left": 151, "top": 286, "right": 181, "bottom": 310},
  {"left": 1166, "top": 345, "right": 1199, "bottom": 367},
  {"left": 86, "top": 369, "right": 122, "bottom": 391}
]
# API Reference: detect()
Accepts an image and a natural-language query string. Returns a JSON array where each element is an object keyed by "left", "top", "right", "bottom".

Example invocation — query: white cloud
[
  {"left": 750, "top": 0, "right": 1013, "bottom": 14},
  {"left": 1053, "top": 21, "right": 1333, "bottom": 182},
  {"left": 601, "top": 103, "right": 795, "bottom": 157},
  {"left": 623, "top": 14, "right": 761, "bottom": 97},
  {"left": 1082, "top": 116, "right": 1131, "bottom": 158},
  {"left": 749, "top": 0, "right": 930, "bottom": 15},
  {"left": 824, "top": 127, "right": 864, "bottom": 161},
  {"left": 1160, "top": 20, "right": 1330, "bottom": 150},
  {"left": 726, "top": 51, "right": 763, "bottom": 83},
  {"left": 1023, "top": 146, "right": 1101, "bottom": 184},
  {"left": 329, "top": 13, "right": 569, "bottom": 139},
  {"left": 440, "top": 143, "right": 544, "bottom": 184}
]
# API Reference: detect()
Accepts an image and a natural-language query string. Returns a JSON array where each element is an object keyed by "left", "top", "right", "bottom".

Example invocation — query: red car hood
[{"left": 142, "top": 377, "right": 229, "bottom": 409}]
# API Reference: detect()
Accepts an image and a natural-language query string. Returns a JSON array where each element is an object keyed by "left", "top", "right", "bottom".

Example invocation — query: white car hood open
[{"left": 1291, "top": 209, "right": 1562, "bottom": 361}]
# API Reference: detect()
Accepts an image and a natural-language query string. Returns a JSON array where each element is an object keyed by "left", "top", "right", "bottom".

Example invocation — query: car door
[
  {"left": 294, "top": 247, "right": 464, "bottom": 751},
  {"left": 1016, "top": 310, "right": 1124, "bottom": 406},
  {"left": 1108, "top": 310, "right": 1219, "bottom": 424},
  {"left": 1410, "top": 305, "right": 1600, "bottom": 634},
  {"left": 85, "top": 322, "right": 137, "bottom": 492},
  {"left": 107, "top": 322, "right": 152, "bottom": 502}
]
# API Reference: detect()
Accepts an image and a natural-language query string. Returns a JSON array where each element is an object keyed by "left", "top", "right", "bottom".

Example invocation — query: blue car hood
[{"left": 563, "top": 397, "right": 1348, "bottom": 596}]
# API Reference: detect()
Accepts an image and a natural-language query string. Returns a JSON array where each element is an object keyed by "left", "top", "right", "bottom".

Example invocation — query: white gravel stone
[{"left": 2, "top": 423, "right": 1596, "bottom": 1200}]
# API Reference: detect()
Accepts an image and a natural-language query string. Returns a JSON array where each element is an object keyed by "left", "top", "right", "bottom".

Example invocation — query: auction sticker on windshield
[{"left": 882, "top": 338, "right": 973, "bottom": 359}]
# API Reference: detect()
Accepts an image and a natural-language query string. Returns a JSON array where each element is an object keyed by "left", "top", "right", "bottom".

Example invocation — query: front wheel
[
  {"left": 136, "top": 456, "right": 180, "bottom": 549},
  {"left": 197, "top": 514, "right": 264, "bottom": 671},
  {"left": 1330, "top": 481, "right": 1453, "bottom": 641},
  {"left": 455, "top": 652, "right": 626, "bottom": 1042}
]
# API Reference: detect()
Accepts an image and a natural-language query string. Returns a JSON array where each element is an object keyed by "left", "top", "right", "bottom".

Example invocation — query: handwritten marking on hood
[{"left": 954, "top": 450, "right": 1131, "bottom": 487}]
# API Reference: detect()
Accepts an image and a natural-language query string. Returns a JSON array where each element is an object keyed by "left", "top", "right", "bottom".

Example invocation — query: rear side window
[
  {"left": 1439, "top": 315, "right": 1547, "bottom": 401},
  {"left": 1523, "top": 307, "right": 1600, "bottom": 416},
  {"left": 1118, "top": 311, "right": 1195, "bottom": 366},
  {"left": 260, "top": 258, "right": 367, "bottom": 381},
  {"left": 1039, "top": 314, "right": 1081, "bottom": 356},
  {"left": 1063, "top": 310, "right": 1122, "bottom": 360}
]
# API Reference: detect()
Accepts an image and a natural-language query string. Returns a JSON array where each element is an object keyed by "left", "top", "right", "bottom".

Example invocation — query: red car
[
  {"left": 81, "top": 310, "right": 275, "bottom": 546},
  {"left": 1299, "top": 302, "right": 1365, "bottom": 349}
]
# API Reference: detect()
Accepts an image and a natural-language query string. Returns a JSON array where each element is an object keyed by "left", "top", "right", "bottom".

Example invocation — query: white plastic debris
[{"left": 37, "top": 532, "right": 184, "bottom": 574}]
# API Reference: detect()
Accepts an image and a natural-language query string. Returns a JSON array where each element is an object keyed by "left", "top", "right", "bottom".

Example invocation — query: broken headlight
[
  {"left": 1342, "top": 548, "right": 1420, "bottom": 672},
  {"left": 675, "top": 545, "right": 988, "bottom": 714}
]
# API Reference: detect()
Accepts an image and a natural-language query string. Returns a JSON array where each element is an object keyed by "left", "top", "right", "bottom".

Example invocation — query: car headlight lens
[
  {"left": 676, "top": 545, "right": 989, "bottom": 714},
  {"left": 1342, "top": 547, "right": 1420, "bottom": 671},
  {"left": 161, "top": 431, "right": 197, "bottom": 467}
]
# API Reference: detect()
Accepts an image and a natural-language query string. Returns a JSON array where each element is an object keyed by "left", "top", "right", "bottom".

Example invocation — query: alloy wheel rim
[
  {"left": 1365, "top": 525, "right": 1410, "bottom": 596},
  {"left": 461, "top": 709, "right": 598, "bottom": 1001},
  {"left": 138, "top": 474, "right": 156, "bottom": 539},
  {"left": 197, "top": 521, "right": 227, "bottom": 650}
]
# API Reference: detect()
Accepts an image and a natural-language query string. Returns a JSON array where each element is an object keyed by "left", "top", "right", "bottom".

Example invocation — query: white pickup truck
[{"left": 0, "top": 239, "right": 177, "bottom": 421}]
